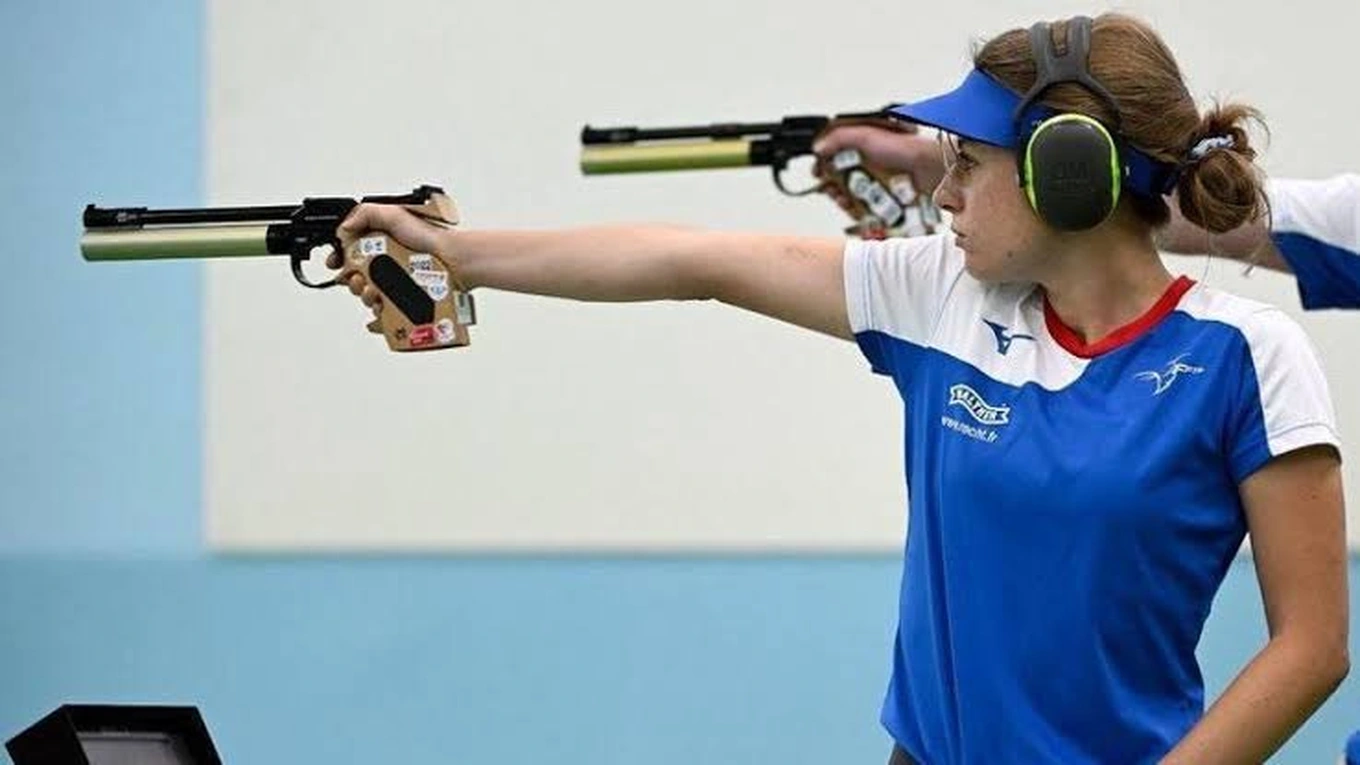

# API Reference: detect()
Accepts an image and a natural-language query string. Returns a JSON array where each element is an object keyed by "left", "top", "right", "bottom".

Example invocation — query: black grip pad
[{"left": 368, "top": 254, "right": 435, "bottom": 325}]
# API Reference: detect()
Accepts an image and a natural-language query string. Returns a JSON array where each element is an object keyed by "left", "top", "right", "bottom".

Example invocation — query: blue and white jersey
[
  {"left": 845, "top": 235, "right": 1339, "bottom": 764},
  {"left": 1269, "top": 174, "right": 1360, "bottom": 309}
]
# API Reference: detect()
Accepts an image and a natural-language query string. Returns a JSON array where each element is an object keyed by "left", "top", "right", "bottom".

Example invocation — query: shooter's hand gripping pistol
[{"left": 579, "top": 113, "right": 942, "bottom": 239}]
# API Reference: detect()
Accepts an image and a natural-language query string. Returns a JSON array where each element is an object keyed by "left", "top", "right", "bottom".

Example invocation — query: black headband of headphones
[
  {"left": 1012, "top": 16, "right": 1122, "bottom": 137},
  {"left": 1007, "top": 15, "right": 1182, "bottom": 198}
]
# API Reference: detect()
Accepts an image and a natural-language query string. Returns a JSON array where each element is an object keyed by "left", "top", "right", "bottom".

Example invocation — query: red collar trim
[{"left": 1043, "top": 276, "right": 1195, "bottom": 359}]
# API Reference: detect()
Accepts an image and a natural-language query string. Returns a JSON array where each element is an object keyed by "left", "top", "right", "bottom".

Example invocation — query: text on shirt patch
[
  {"left": 948, "top": 384, "right": 1011, "bottom": 425},
  {"left": 942, "top": 383, "right": 1010, "bottom": 444}
]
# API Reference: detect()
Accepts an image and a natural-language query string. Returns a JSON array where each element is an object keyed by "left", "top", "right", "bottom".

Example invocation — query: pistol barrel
[
  {"left": 80, "top": 225, "right": 273, "bottom": 261},
  {"left": 580, "top": 139, "right": 759, "bottom": 174}
]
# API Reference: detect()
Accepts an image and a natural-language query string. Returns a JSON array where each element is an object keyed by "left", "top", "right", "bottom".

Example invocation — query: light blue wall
[
  {"left": 0, "top": 0, "right": 200, "bottom": 556},
  {"left": 0, "top": 3, "right": 1355, "bottom": 764}
]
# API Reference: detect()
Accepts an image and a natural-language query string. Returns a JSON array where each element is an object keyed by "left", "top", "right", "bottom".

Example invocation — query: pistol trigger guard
[
  {"left": 772, "top": 166, "right": 822, "bottom": 198},
  {"left": 290, "top": 253, "right": 342, "bottom": 290}
]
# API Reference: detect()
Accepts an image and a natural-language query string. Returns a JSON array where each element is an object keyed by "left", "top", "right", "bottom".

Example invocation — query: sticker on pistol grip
[
  {"left": 831, "top": 148, "right": 862, "bottom": 172},
  {"left": 889, "top": 174, "right": 918, "bottom": 204},
  {"left": 847, "top": 169, "right": 904, "bottom": 226},
  {"left": 355, "top": 235, "right": 388, "bottom": 261},
  {"left": 407, "top": 253, "right": 451, "bottom": 301},
  {"left": 435, "top": 318, "right": 457, "bottom": 344},
  {"left": 409, "top": 323, "right": 437, "bottom": 347},
  {"left": 411, "top": 270, "right": 450, "bottom": 301}
]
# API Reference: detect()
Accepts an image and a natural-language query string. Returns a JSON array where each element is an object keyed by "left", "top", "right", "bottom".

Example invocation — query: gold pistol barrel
[
  {"left": 79, "top": 225, "right": 273, "bottom": 261},
  {"left": 580, "top": 139, "right": 755, "bottom": 174}
]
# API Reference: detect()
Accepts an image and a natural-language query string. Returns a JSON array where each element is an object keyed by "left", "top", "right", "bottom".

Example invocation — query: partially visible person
[
  {"left": 1161, "top": 174, "right": 1360, "bottom": 309},
  {"left": 815, "top": 126, "right": 1360, "bottom": 309}
]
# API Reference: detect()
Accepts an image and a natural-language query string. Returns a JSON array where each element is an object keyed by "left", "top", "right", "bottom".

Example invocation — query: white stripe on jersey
[
  {"left": 1269, "top": 174, "right": 1360, "bottom": 254},
  {"left": 1178, "top": 285, "right": 1341, "bottom": 457},
  {"left": 844, "top": 234, "right": 1089, "bottom": 391}
]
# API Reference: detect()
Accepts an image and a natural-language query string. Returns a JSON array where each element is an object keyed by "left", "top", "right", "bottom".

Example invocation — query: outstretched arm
[{"left": 331, "top": 203, "right": 854, "bottom": 340}]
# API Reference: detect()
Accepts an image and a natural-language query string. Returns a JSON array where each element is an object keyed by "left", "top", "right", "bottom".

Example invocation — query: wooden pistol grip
[
  {"left": 813, "top": 118, "right": 941, "bottom": 239},
  {"left": 824, "top": 149, "right": 940, "bottom": 240},
  {"left": 343, "top": 233, "right": 475, "bottom": 352}
]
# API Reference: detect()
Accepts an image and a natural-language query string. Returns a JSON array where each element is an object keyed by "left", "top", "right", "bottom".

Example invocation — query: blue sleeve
[
  {"left": 1273, "top": 230, "right": 1360, "bottom": 309},
  {"left": 854, "top": 331, "right": 892, "bottom": 376}
]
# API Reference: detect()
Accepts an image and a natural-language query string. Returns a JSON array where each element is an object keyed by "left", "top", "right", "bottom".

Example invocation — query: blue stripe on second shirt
[{"left": 1273, "top": 231, "right": 1360, "bottom": 310}]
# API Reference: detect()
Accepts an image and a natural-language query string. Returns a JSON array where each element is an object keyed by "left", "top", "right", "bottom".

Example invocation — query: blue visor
[{"left": 888, "top": 69, "right": 1180, "bottom": 198}]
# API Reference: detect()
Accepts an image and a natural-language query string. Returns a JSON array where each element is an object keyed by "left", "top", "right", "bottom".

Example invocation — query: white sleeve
[
  {"left": 1267, "top": 175, "right": 1360, "bottom": 309},
  {"left": 1269, "top": 174, "right": 1360, "bottom": 248},
  {"left": 842, "top": 233, "right": 966, "bottom": 375},
  {"left": 1228, "top": 307, "right": 1341, "bottom": 482}
]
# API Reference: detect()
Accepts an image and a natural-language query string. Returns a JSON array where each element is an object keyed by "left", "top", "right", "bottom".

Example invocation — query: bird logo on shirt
[
  {"left": 983, "top": 319, "right": 1036, "bottom": 355},
  {"left": 1135, "top": 353, "right": 1205, "bottom": 395}
]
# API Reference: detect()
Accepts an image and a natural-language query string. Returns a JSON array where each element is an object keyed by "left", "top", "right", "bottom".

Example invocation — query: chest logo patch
[
  {"left": 1135, "top": 353, "right": 1205, "bottom": 395},
  {"left": 948, "top": 383, "right": 1011, "bottom": 426}
]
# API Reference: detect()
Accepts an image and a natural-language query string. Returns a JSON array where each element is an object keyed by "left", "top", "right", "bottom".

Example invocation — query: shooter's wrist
[{"left": 438, "top": 228, "right": 477, "bottom": 292}]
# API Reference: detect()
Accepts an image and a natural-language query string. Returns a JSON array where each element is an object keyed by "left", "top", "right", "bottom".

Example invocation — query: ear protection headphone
[{"left": 1013, "top": 16, "right": 1124, "bottom": 232}]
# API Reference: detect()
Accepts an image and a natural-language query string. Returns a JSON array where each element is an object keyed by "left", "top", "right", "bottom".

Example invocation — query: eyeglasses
[{"left": 938, "top": 132, "right": 980, "bottom": 181}]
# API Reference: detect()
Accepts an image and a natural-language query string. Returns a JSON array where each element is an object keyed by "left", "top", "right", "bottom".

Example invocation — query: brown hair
[{"left": 972, "top": 13, "right": 1266, "bottom": 234}]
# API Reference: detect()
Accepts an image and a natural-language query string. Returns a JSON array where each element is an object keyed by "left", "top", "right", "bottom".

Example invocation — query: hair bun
[{"left": 1176, "top": 103, "right": 1267, "bottom": 234}]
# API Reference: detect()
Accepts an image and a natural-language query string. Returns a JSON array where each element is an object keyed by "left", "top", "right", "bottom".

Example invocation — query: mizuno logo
[
  {"left": 1135, "top": 353, "right": 1205, "bottom": 395},
  {"left": 948, "top": 383, "right": 1011, "bottom": 426},
  {"left": 983, "top": 319, "right": 1036, "bottom": 355}
]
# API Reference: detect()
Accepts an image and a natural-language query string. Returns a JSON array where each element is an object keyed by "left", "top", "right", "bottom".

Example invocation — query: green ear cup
[{"left": 1022, "top": 113, "right": 1121, "bottom": 231}]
